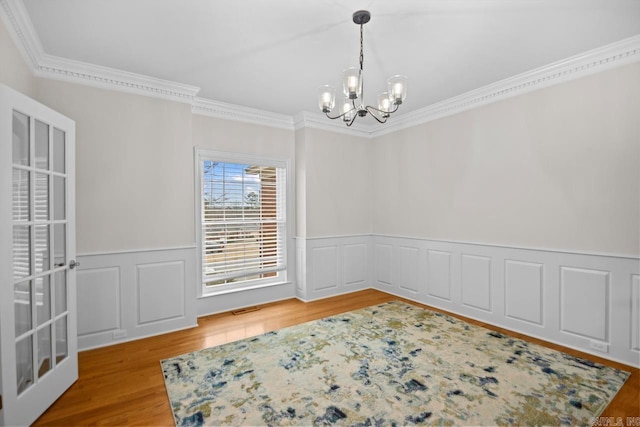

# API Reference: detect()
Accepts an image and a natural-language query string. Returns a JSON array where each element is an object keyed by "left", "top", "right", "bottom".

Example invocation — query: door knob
[{"left": 69, "top": 260, "right": 80, "bottom": 269}]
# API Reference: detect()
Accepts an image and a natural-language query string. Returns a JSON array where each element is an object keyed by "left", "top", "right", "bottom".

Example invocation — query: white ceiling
[{"left": 21, "top": 0, "right": 640, "bottom": 117}]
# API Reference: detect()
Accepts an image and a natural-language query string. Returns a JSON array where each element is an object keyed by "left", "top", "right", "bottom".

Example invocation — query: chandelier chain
[{"left": 359, "top": 23, "right": 364, "bottom": 72}]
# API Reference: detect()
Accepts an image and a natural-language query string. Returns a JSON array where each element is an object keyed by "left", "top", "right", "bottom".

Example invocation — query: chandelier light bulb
[
  {"left": 318, "top": 85, "right": 336, "bottom": 113},
  {"left": 377, "top": 92, "right": 392, "bottom": 115},
  {"left": 388, "top": 75, "right": 408, "bottom": 105},
  {"left": 343, "top": 67, "right": 361, "bottom": 99},
  {"left": 341, "top": 98, "right": 355, "bottom": 122}
]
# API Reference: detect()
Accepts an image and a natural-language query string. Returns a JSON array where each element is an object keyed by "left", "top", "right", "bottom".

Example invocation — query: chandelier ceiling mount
[{"left": 318, "top": 10, "right": 407, "bottom": 126}]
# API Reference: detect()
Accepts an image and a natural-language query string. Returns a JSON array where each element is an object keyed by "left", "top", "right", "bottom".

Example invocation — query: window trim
[{"left": 194, "top": 148, "right": 291, "bottom": 298}]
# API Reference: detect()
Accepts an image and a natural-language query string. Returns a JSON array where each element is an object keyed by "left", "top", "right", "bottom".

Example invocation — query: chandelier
[{"left": 318, "top": 10, "right": 407, "bottom": 126}]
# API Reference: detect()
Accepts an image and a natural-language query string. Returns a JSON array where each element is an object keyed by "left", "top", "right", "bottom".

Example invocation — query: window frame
[{"left": 194, "top": 148, "right": 290, "bottom": 297}]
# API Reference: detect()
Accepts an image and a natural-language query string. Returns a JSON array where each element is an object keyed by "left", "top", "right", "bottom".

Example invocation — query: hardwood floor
[{"left": 34, "top": 289, "right": 639, "bottom": 426}]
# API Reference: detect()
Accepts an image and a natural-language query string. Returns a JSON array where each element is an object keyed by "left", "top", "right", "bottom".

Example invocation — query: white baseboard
[
  {"left": 77, "top": 323, "right": 197, "bottom": 352},
  {"left": 295, "top": 287, "right": 372, "bottom": 304}
]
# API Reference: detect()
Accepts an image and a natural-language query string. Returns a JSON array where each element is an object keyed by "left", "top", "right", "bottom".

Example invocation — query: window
[{"left": 196, "top": 150, "right": 288, "bottom": 295}]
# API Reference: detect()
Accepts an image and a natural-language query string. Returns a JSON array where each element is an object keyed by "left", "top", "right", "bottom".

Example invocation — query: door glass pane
[
  {"left": 38, "top": 325, "right": 52, "bottom": 378},
  {"left": 16, "top": 336, "right": 34, "bottom": 395},
  {"left": 13, "top": 225, "right": 31, "bottom": 280},
  {"left": 53, "top": 128, "right": 65, "bottom": 174},
  {"left": 34, "top": 225, "right": 50, "bottom": 274},
  {"left": 12, "top": 168, "right": 29, "bottom": 221},
  {"left": 34, "top": 173, "right": 49, "bottom": 221},
  {"left": 36, "top": 275, "right": 51, "bottom": 325},
  {"left": 15, "top": 280, "right": 32, "bottom": 337},
  {"left": 54, "top": 270, "right": 67, "bottom": 315},
  {"left": 12, "top": 110, "right": 29, "bottom": 166},
  {"left": 53, "top": 224, "right": 66, "bottom": 267},
  {"left": 35, "top": 120, "right": 49, "bottom": 170},
  {"left": 53, "top": 176, "right": 65, "bottom": 220},
  {"left": 55, "top": 317, "right": 68, "bottom": 363}
]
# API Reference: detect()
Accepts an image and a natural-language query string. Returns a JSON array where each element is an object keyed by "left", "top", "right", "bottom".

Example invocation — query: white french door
[{"left": 0, "top": 84, "right": 78, "bottom": 426}]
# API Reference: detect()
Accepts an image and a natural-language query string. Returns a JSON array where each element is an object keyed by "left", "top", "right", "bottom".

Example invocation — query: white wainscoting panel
[
  {"left": 76, "top": 247, "right": 197, "bottom": 350},
  {"left": 370, "top": 235, "right": 640, "bottom": 367},
  {"left": 374, "top": 242, "right": 393, "bottom": 288},
  {"left": 344, "top": 244, "right": 367, "bottom": 287},
  {"left": 505, "top": 260, "right": 544, "bottom": 326},
  {"left": 560, "top": 267, "right": 609, "bottom": 341},
  {"left": 399, "top": 246, "right": 420, "bottom": 294},
  {"left": 311, "top": 246, "right": 339, "bottom": 292},
  {"left": 296, "top": 236, "right": 370, "bottom": 301},
  {"left": 461, "top": 255, "right": 492, "bottom": 312},
  {"left": 77, "top": 267, "right": 120, "bottom": 336},
  {"left": 427, "top": 250, "right": 452, "bottom": 301},
  {"left": 74, "top": 235, "right": 640, "bottom": 366},
  {"left": 137, "top": 261, "right": 186, "bottom": 325}
]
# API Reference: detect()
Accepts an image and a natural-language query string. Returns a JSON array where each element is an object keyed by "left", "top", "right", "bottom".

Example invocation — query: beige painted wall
[
  {"left": 3, "top": 13, "right": 638, "bottom": 256},
  {"left": 35, "top": 79, "right": 195, "bottom": 254},
  {"left": 0, "top": 17, "right": 35, "bottom": 96},
  {"left": 297, "top": 128, "right": 372, "bottom": 238},
  {"left": 192, "top": 115, "right": 294, "bottom": 160},
  {"left": 372, "top": 63, "right": 640, "bottom": 256}
]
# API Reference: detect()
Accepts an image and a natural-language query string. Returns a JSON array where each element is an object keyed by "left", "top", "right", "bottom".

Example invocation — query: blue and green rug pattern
[{"left": 161, "top": 301, "right": 628, "bottom": 426}]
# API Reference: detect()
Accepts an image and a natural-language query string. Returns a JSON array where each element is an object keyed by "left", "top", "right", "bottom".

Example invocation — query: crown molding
[
  {"left": 0, "top": 0, "right": 200, "bottom": 104},
  {"left": 370, "top": 34, "right": 640, "bottom": 138},
  {"left": 0, "top": 0, "right": 43, "bottom": 69},
  {"left": 35, "top": 54, "right": 201, "bottom": 103},
  {"left": 2, "top": 0, "right": 638, "bottom": 134},
  {"left": 192, "top": 98, "right": 294, "bottom": 130}
]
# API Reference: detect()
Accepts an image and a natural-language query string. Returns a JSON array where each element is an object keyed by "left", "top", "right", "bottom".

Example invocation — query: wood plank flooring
[{"left": 34, "top": 289, "right": 639, "bottom": 426}]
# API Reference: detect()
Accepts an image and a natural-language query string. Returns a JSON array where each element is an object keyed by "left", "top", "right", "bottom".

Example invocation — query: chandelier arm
[
  {"left": 365, "top": 103, "right": 400, "bottom": 116},
  {"left": 324, "top": 108, "right": 355, "bottom": 121},
  {"left": 345, "top": 114, "right": 358, "bottom": 127},
  {"left": 365, "top": 106, "right": 388, "bottom": 124}
]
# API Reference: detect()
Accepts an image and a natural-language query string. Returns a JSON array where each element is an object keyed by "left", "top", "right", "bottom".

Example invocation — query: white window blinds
[{"left": 201, "top": 160, "right": 286, "bottom": 286}]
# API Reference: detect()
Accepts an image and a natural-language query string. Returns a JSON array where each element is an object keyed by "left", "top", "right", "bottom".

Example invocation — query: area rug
[{"left": 161, "top": 301, "right": 629, "bottom": 426}]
